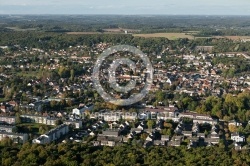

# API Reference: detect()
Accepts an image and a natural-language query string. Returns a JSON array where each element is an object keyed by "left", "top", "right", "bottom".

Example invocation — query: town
[{"left": 0, "top": 42, "right": 249, "bottom": 152}]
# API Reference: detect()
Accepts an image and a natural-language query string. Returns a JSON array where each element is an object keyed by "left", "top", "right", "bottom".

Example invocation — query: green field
[
  {"left": 133, "top": 33, "right": 195, "bottom": 40},
  {"left": 6, "top": 26, "right": 37, "bottom": 31}
]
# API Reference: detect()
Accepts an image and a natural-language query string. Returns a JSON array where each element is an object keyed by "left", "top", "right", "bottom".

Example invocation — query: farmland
[{"left": 133, "top": 33, "right": 195, "bottom": 40}]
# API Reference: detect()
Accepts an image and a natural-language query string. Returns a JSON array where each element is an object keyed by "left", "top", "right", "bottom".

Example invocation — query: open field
[
  {"left": 66, "top": 32, "right": 102, "bottom": 35},
  {"left": 218, "top": 36, "right": 250, "bottom": 40},
  {"left": 133, "top": 32, "right": 250, "bottom": 41},
  {"left": 195, "top": 36, "right": 250, "bottom": 40},
  {"left": 133, "top": 33, "right": 195, "bottom": 40},
  {"left": 66, "top": 31, "right": 127, "bottom": 35},
  {"left": 6, "top": 26, "right": 37, "bottom": 31},
  {"left": 103, "top": 28, "right": 140, "bottom": 32}
]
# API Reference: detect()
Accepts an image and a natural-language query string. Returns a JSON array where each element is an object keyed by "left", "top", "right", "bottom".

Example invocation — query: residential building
[
  {"left": 0, "top": 116, "right": 16, "bottom": 125},
  {"left": 0, "top": 132, "right": 28, "bottom": 143},
  {"left": 33, "top": 124, "right": 69, "bottom": 144}
]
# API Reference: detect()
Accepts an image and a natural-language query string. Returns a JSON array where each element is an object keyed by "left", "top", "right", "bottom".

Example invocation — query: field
[
  {"left": 133, "top": 33, "right": 250, "bottom": 41},
  {"left": 133, "top": 33, "right": 195, "bottom": 40},
  {"left": 66, "top": 31, "right": 127, "bottom": 35},
  {"left": 66, "top": 32, "right": 102, "bottom": 35},
  {"left": 217, "top": 36, "right": 250, "bottom": 40},
  {"left": 6, "top": 26, "right": 37, "bottom": 31}
]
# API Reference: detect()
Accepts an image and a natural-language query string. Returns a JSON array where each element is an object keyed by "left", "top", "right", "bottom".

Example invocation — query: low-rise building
[
  {"left": 64, "top": 120, "right": 82, "bottom": 129},
  {"left": 231, "top": 132, "right": 245, "bottom": 143},
  {"left": 0, "top": 132, "right": 28, "bottom": 143},
  {"left": 0, "top": 116, "right": 16, "bottom": 125},
  {"left": 20, "top": 114, "right": 57, "bottom": 126},
  {"left": 33, "top": 124, "right": 69, "bottom": 144},
  {"left": 0, "top": 125, "right": 15, "bottom": 133}
]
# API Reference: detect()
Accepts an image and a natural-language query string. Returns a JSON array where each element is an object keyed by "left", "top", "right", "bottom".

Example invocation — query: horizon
[{"left": 1, "top": 0, "right": 250, "bottom": 15}]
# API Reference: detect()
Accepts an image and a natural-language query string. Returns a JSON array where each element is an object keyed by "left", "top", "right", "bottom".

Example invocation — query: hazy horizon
[{"left": 0, "top": 0, "right": 250, "bottom": 15}]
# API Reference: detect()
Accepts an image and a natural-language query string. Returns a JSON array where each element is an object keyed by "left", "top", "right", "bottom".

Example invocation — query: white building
[
  {"left": 33, "top": 124, "right": 69, "bottom": 144},
  {"left": 0, "top": 132, "right": 28, "bottom": 143},
  {"left": 231, "top": 132, "right": 245, "bottom": 143},
  {"left": 64, "top": 120, "right": 82, "bottom": 129}
]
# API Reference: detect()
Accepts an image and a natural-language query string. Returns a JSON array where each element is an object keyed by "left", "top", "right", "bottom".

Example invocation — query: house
[
  {"left": 89, "top": 131, "right": 95, "bottom": 136},
  {"left": 179, "top": 113, "right": 218, "bottom": 125},
  {"left": 228, "top": 120, "right": 242, "bottom": 127},
  {"left": 0, "top": 116, "right": 16, "bottom": 125},
  {"left": 172, "top": 136, "right": 183, "bottom": 142},
  {"left": 103, "top": 112, "right": 121, "bottom": 121},
  {"left": 72, "top": 108, "right": 85, "bottom": 116},
  {"left": 46, "top": 117, "right": 57, "bottom": 126},
  {"left": 102, "top": 130, "right": 119, "bottom": 137},
  {"left": 137, "top": 124, "right": 145, "bottom": 130},
  {"left": 20, "top": 114, "right": 47, "bottom": 124},
  {"left": 64, "top": 120, "right": 82, "bottom": 129},
  {"left": 197, "top": 133, "right": 205, "bottom": 138},
  {"left": 20, "top": 114, "right": 57, "bottom": 126},
  {"left": 101, "top": 140, "right": 116, "bottom": 147},
  {"left": 204, "top": 138, "right": 220, "bottom": 145},
  {"left": 131, "top": 128, "right": 143, "bottom": 134},
  {"left": 210, "top": 134, "right": 220, "bottom": 139},
  {"left": 187, "top": 137, "right": 199, "bottom": 143},
  {"left": 193, "top": 118, "right": 217, "bottom": 125},
  {"left": 182, "top": 131, "right": 193, "bottom": 137},
  {"left": 0, "top": 132, "right": 28, "bottom": 143},
  {"left": 0, "top": 125, "right": 15, "bottom": 133},
  {"left": 72, "top": 104, "right": 94, "bottom": 116},
  {"left": 192, "top": 122, "right": 199, "bottom": 133},
  {"left": 231, "top": 132, "right": 245, "bottom": 143},
  {"left": 161, "top": 135, "right": 170, "bottom": 142},
  {"left": 146, "top": 134, "right": 155, "bottom": 141},
  {"left": 187, "top": 140, "right": 198, "bottom": 149},
  {"left": 168, "top": 140, "right": 181, "bottom": 147},
  {"left": 156, "top": 106, "right": 180, "bottom": 121},
  {"left": 97, "top": 135, "right": 122, "bottom": 146},
  {"left": 121, "top": 113, "right": 137, "bottom": 121},
  {"left": 234, "top": 142, "right": 242, "bottom": 151},
  {"left": 143, "top": 140, "right": 153, "bottom": 148},
  {"left": 8, "top": 101, "right": 18, "bottom": 107},
  {"left": 91, "top": 141, "right": 100, "bottom": 146},
  {"left": 174, "top": 123, "right": 184, "bottom": 134},
  {"left": 153, "top": 140, "right": 166, "bottom": 146},
  {"left": 0, "top": 103, "right": 13, "bottom": 113}
]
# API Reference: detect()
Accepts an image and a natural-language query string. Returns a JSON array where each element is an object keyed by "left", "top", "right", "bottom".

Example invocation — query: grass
[
  {"left": 15, "top": 71, "right": 43, "bottom": 78},
  {"left": 6, "top": 26, "right": 37, "bottom": 31},
  {"left": 66, "top": 31, "right": 128, "bottom": 35},
  {"left": 195, "top": 36, "right": 250, "bottom": 40},
  {"left": 133, "top": 33, "right": 195, "bottom": 40},
  {"left": 66, "top": 32, "right": 102, "bottom": 35},
  {"left": 133, "top": 32, "right": 250, "bottom": 41}
]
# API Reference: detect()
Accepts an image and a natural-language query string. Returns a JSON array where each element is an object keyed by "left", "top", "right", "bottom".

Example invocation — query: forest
[{"left": 0, "top": 142, "right": 249, "bottom": 166}]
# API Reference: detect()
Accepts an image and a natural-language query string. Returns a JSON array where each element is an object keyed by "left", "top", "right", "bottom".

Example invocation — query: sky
[{"left": 0, "top": 0, "right": 250, "bottom": 15}]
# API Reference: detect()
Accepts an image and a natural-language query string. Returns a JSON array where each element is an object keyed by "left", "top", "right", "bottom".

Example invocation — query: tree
[
  {"left": 228, "top": 125, "right": 237, "bottom": 132},
  {"left": 147, "top": 120, "right": 155, "bottom": 129},
  {"left": 16, "top": 113, "right": 22, "bottom": 124},
  {"left": 70, "top": 69, "right": 75, "bottom": 81},
  {"left": 50, "top": 100, "right": 57, "bottom": 108},
  {"left": 55, "top": 119, "right": 63, "bottom": 126}
]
